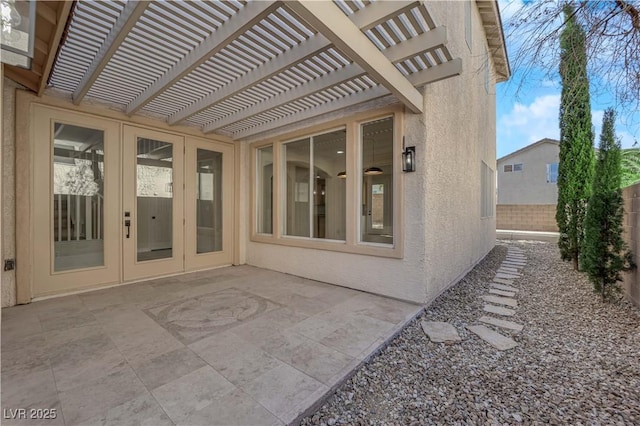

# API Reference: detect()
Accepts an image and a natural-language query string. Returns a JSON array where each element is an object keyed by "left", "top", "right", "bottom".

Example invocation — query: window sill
[{"left": 250, "top": 233, "right": 402, "bottom": 259}]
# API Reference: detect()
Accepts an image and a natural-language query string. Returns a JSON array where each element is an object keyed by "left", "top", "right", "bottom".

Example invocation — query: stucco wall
[
  {"left": 2, "top": 77, "right": 17, "bottom": 307},
  {"left": 496, "top": 204, "right": 558, "bottom": 232},
  {"left": 419, "top": 1, "right": 496, "bottom": 303},
  {"left": 244, "top": 1, "right": 499, "bottom": 304},
  {"left": 622, "top": 183, "right": 640, "bottom": 307},
  {"left": 497, "top": 142, "right": 559, "bottom": 204},
  {"left": 244, "top": 110, "right": 428, "bottom": 303}
]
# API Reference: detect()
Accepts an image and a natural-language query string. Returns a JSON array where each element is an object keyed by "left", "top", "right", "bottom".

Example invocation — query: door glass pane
[
  {"left": 284, "top": 138, "right": 310, "bottom": 237},
  {"left": 256, "top": 146, "right": 273, "bottom": 234},
  {"left": 361, "top": 117, "right": 394, "bottom": 244},
  {"left": 313, "top": 129, "right": 346, "bottom": 240},
  {"left": 196, "top": 148, "right": 222, "bottom": 254},
  {"left": 53, "top": 123, "right": 105, "bottom": 271},
  {"left": 136, "top": 138, "right": 173, "bottom": 261}
]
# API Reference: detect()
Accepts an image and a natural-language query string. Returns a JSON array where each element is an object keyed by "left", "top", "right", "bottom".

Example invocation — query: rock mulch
[{"left": 301, "top": 241, "right": 640, "bottom": 425}]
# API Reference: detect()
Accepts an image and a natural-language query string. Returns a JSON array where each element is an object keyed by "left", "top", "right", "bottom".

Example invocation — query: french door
[
  {"left": 32, "top": 107, "right": 234, "bottom": 298},
  {"left": 122, "top": 126, "right": 185, "bottom": 281}
]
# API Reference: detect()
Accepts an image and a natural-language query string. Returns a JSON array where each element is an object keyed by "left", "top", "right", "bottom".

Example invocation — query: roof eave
[{"left": 476, "top": 0, "right": 511, "bottom": 83}]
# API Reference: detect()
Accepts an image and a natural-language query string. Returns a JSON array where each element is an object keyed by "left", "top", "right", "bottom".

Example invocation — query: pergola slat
[
  {"left": 73, "top": 1, "right": 150, "bottom": 105},
  {"left": 125, "top": 1, "right": 281, "bottom": 115},
  {"left": 286, "top": 0, "right": 423, "bottom": 114}
]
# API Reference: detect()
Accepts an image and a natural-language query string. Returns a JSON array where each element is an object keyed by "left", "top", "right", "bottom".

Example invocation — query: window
[
  {"left": 481, "top": 161, "right": 494, "bottom": 218},
  {"left": 251, "top": 108, "right": 402, "bottom": 258},
  {"left": 513, "top": 163, "right": 523, "bottom": 172},
  {"left": 283, "top": 129, "right": 346, "bottom": 240},
  {"left": 547, "top": 162, "right": 559, "bottom": 183},
  {"left": 503, "top": 164, "right": 513, "bottom": 172},
  {"left": 361, "top": 117, "right": 394, "bottom": 245},
  {"left": 256, "top": 146, "right": 273, "bottom": 234}
]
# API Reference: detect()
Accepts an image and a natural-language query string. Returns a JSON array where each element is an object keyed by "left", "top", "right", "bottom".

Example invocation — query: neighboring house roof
[{"left": 498, "top": 138, "right": 559, "bottom": 163}]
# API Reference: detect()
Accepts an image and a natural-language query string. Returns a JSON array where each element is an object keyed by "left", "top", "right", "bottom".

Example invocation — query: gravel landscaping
[{"left": 302, "top": 241, "right": 640, "bottom": 425}]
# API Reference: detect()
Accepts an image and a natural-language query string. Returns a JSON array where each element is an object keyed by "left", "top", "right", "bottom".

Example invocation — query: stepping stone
[
  {"left": 421, "top": 321, "right": 461, "bottom": 344},
  {"left": 506, "top": 256, "right": 526, "bottom": 260},
  {"left": 505, "top": 258, "right": 526, "bottom": 263},
  {"left": 483, "top": 304, "right": 516, "bottom": 316},
  {"left": 481, "top": 295, "right": 518, "bottom": 307},
  {"left": 491, "top": 283, "right": 519, "bottom": 292},
  {"left": 499, "top": 266, "right": 519, "bottom": 273},
  {"left": 467, "top": 325, "right": 518, "bottom": 350},
  {"left": 489, "top": 288, "right": 516, "bottom": 297},
  {"left": 502, "top": 261, "right": 525, "bottom": 268},
  {"left": 496, "top": 272, "right": 520, "bottom": 280},
  {"left": 478, "top": 316, "right": 524, "bottom": 332},
  {"left": 498, "top": 268, "right": 521, "bottom": 275},
  {"left": 493, "top": 277, "right": 514, "bottom": 285}
]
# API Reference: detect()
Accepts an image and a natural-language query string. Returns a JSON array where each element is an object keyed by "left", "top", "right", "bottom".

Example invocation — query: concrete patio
[{"left": 1, "top": 266, "right": 421, "bottom": 425}]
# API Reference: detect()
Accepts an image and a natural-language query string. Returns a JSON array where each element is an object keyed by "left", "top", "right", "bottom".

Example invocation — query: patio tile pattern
[{"left": 1, "top": 265, "right": 421, "bottom": 425}]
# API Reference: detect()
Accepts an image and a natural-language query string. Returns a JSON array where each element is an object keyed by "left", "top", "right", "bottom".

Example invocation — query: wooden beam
[
  {"left": 36, "top": 1, "right": 57, "bottom": 26},
  {"left": 168, "top": 0, "right": 420, "bottom": 126},
  {"left": 204, "top": 64, "right": 364, "bottom": 133},
  {"left": 4, "top": 66, "right": 39, "bottom": 92},
  {"left": 232, "top": 86, "right": 390, "bottom": 139},
  {"left": 72, "top": 1, "right": 150, "bottom": 104},
  {"left": 407, "top": 58, "right": 462, "bottom": 87},
  {"left": 228, "top": 58, "right": 462, "bottom": 140},
  {"left": 285, "top": 1, "right": 424, "bottom": 113},
  {"left": 125, "top": 1, "right": 281, "bottom": 116},
  {"left": 203, "top": 26, "right": 448, "bottom": 133},
  {"left": 37, "top": 1, "right": 74, "bottom": 96},
  {"left": 349, "top": 0, "right": 420, "bottom": 31}
]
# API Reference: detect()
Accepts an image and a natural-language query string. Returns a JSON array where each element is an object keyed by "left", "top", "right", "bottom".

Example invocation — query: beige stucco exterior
[
  {"left": 2, "top": 76, "right": 18, "bottom": 308},
  {"left": 497, "top": 139, "right": 560, "bottom": 205},
  {"left": 1, "top": 1, "right": 506, "bottom": 307},
  {"left": 244, "top": 0, "right": 498, "bottom": 304}
]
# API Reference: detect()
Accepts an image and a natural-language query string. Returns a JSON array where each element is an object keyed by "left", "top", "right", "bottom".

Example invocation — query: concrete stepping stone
[
  {"left": 421, "top": 321, "right": 461, "bottom": 344},
  {"left": 489, "top": 288, "right": 516, "bottom": 297},
  {"left": 499, "top": 266, "right": 519, "bottom": 273},
  {"left": 481, "top": 295, "right": 518, "bottom": 307},
  {"left": 505, "top": 258, "right": 526, "bottom": 264},
  {"left": 498, "top": 268, "right": 521, "bottom": 275},
  {"left": 478, "top": 316, "right": 524, "bottom": 332},
  {"left": 491, "top": 283, "right": 519, "bottom": 292},
  {"left": 483, "top": 304, "right": 516, "bottom": 316},
  {"left": 502, "top": 261, "right": 525, "bottom": 268},
  {"left": 467, "top": 325, "right": 518, "bottom": 350},
  {"left": 493, "top": 277, "right": 514, "bottom": 285},
  {"left": 496, "top": 272, "right": 521, "bottom": 280},
  {"left": 506, "top": 256, "right": 526, "bottom": 261}
]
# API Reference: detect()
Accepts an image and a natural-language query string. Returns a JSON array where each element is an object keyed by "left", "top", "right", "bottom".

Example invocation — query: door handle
[{"left": 125, "top": 219, "right": 131, "bottom": 238}]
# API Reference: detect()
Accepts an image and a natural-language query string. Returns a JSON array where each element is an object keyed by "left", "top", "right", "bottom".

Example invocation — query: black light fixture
[
  {"left": 402, "top": 143, "right": 416, "bottom": 173},
  {"left": 364, "top": 136, "right": 383, "bottom": 175},
  {"left": 1, "top": 0, "right": 36, "bottom": 69}
]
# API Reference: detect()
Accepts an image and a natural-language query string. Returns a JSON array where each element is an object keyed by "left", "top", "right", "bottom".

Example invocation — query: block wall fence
[
  {"left": 622, "top": 183, "right": 640, "bottom": 307},
  {"left": 496, "top": 204, "right": 558, "bottom": 232}
]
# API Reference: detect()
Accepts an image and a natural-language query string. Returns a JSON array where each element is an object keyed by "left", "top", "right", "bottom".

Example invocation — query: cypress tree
[
  {"left": 581, "top": 109, "right": 634, "bottom": 301},
  {"left": 556, "top": 5, "right": 595, "bottom": 270}
]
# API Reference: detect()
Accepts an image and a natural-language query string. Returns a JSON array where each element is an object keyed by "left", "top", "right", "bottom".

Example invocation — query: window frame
[
  {"left": 513, "top": 163, "right": 523, "bottom": 172},
  {"left": 546, "top": 162, "right": 559, "bottom": 183},
  {"left": 250, "top": 106, "right": 404, "bottom": 259}
]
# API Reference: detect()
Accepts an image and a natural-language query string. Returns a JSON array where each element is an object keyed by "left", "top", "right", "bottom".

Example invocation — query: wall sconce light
[
  {"left": 402, "top": 146, "right": 416, "bottom": 172},
  {"left": 1, "top": 0, "right": 36, "bottom": 69},
  {"left": 337, "top": 171, "right": 347, "bottom": 179}
]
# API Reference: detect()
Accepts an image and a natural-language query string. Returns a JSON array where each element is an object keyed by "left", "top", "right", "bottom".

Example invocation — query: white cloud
[{"left": 500, "top": 94, "right": 560, "bottom": 147}]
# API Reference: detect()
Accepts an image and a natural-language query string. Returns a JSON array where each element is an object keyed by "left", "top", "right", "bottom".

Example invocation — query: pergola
[{"left": 20, "top": 0, "right": 508, "bottom": 141}]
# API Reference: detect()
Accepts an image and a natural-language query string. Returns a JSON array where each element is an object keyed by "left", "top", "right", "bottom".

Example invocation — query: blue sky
[{"left": 496, "top": 1, "right": 640, "bottom": 158}]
